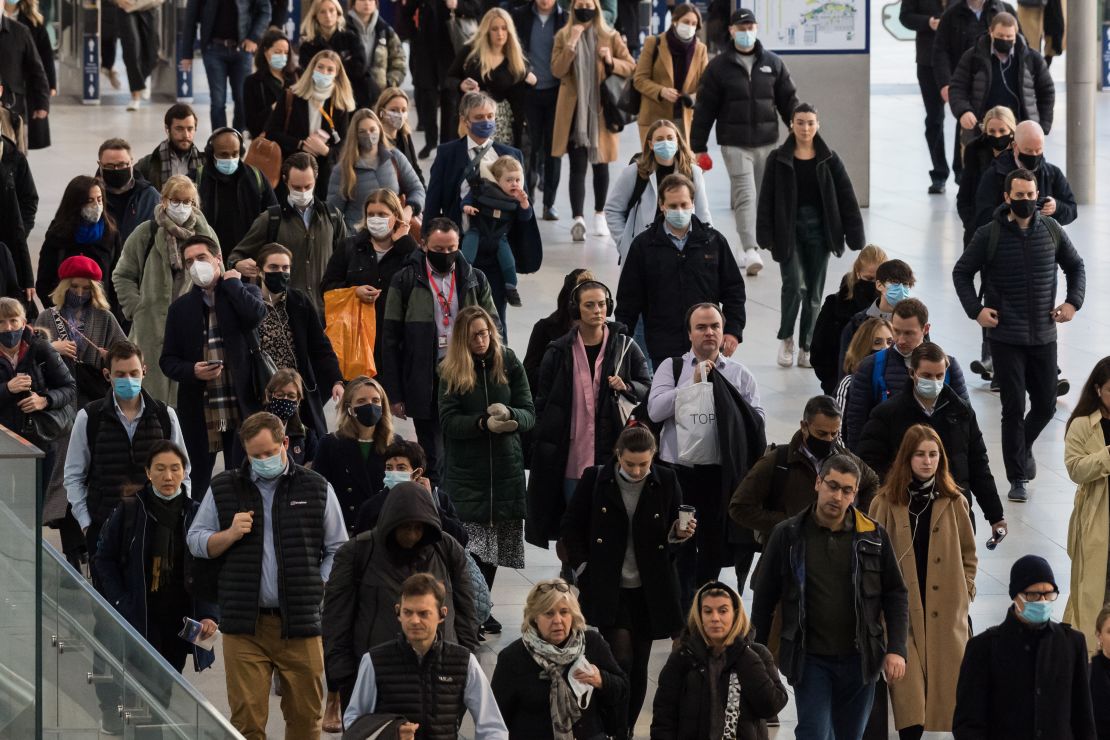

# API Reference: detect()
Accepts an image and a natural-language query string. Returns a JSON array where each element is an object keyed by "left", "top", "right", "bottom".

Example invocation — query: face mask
[
  {"left": 113, "top": 377, "right": 143, "bottom": 401},
  {"left": 265, "top": 397, "right": 298, "bottom": 422},
  {"left": 653, "top": 140, "right": 678, "bottom": 161},
  {"left": 101, "top": 167, "right": 133, "bottom": 190},
  {"left": 1019, "top": 598, "right": 1052, "bottom": 624},
  {"left": 358, "top": 132, "right": 379, "bottom": 151},
  {"left": 1009, "top": 198, "right": 1037, "bottom": 219},
  {"left": 574, "top": 7, "right": 595, "bottom": 22},
  {"left": 251, "top": 451, "right": 286, "bottom": 480},
  {"left": 884, "top": 283, "right": 910, "bottom": 306},
  {"left": 915, "top": 376, "right": 944, "bottom": 400},
  {"left": 263, "top": 271, "right": 291, "bottom": 294},
  {"left": 0, "top": 329, "right": 22, "bottom": 348},
  {"left": 81, "top": 204, "right": 104, "bottom": 223},
  {"left": 189, "top": 260, "right": 217, "bottom": 288},
  {"left": 352, "top": 402, "right": 383, "bottom": 428},
  {"left": 617, "top": 466, "right": 647, "bottom": 483},
  {"left": 312, "top": 71, "right": 335, "bottom": 90},
  {"left": 426, "top": 250, "right": 457, "bottom": 273},
  {"left": 153, "top": 486, "right": 183, "bottom": 500},
  {"left": 215, "top": 157, "right": 240, "bottom": 175},
  {"left": 366, "top": 216, "right": 393, "bottom": 239},
  {"left": 805, "top": 434, "right": 833, "bottom": 460},
  {"left": 674, "top": 22, "right": 697, "bottom": 41},
  {"left": 287, "top": 189, "right": 314, "bottom": 209},
  {"left": 733, "top": 30, "right": 757, "bottom": 48},
  {"left": 383, "top": 470, "right": 412, "bottom": 489},
  {"left": 986, "top": 132, "right": 1013, "bottom": 151},
  {"left": 381, "top": 110, "right": 406, "bottom": 130},
  {"left": 65, "top": 289, "right": 91, "bottom": 308},
  {"left": 992, "top": 37, "right": 1013, "bottom": 55},
  {"left": 1017, "top": 152, "right": 1043, "bottom": 171},
  {"left": 665, "top": 208, "right": 693, "bottom": 229},
  {"left": 270, "top": 53, "right": 288, "bottom": 70},
  {"left": 167, "top": 202, "right": 193, "bottom": 225},
  {"left": 469, "top": 119, "right": 496, "bottom": 140}
]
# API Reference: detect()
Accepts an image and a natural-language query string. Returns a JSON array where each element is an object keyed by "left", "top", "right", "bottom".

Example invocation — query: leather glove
[
  {"left": 486, "top": 417, "right": 519, "bottom": 434},
  {"left": 486, "top": 403, "right": 510, "bottom": 420}
]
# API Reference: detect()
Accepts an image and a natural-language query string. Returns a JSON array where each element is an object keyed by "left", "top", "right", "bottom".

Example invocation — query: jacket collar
[
  {"left": 650, "top": 214, "right": 711, "bottom": 244},
  {"left": 727, "top": 39, "right": 765, "bottom": 66},
  {"left": 775, "top": 132, "right": 833, "bottom": 164},
  {"left": 596, "top": 459, "right": 663, "bottom": 488},
  {"left": 791, "top": 502, "right": 877, "bottom": 535}
]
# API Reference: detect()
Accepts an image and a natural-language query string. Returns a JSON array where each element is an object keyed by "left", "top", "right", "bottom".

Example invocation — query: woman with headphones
[{"left": 526, "top": 279, "right": 652, "bottom": 560}]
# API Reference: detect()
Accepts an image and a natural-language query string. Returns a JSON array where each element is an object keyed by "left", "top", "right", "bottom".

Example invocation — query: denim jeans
[
  {"left": 794, "top": 653, "right": 876, "bottom": 740},
  {"left": 201, "top": 43, "right": 252, "bottom": 131}
]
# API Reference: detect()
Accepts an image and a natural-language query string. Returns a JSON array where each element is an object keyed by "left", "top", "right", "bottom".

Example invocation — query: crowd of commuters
[{"left": 1, "top": 2, "right": 1104, "bottom": 739}]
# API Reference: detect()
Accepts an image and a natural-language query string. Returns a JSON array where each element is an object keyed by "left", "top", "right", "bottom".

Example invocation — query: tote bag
[{"left": 674, "top": 378, "right": 719, "bottom": 466}]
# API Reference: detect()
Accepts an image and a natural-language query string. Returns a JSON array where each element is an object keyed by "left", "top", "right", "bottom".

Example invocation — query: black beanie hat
[{"left": 1009, "top": 554, "right": 1057, "bottom": 599}]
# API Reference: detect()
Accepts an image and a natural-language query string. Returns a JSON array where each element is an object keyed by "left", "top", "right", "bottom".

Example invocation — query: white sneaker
[
  {"left": 797, "top": 349, "right": 812, "bottom": 368},
  {"left": 745, "top": 249, "right": 764, "bottom": 276},
  {"left": 777, "top": 338, "right": 795, "bottom": 367},
  {"left": 592, "top": 212, "right": 610, "bottom": 237},
  {"left": 141, "top": 80, "right": 151, "bottom": 100},
  {"left": 571, "top": 217, "right": 586, "bottom": 242},
  {"left": 126, "top": 98, "right": 140, "bottom": 111}
]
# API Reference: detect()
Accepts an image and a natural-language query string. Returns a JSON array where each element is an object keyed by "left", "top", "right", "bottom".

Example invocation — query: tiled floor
[{"left": 27, "top": 9, "right": 1110, "bottom": 738}]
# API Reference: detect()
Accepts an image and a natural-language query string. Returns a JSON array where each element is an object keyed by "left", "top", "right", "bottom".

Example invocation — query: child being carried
[{"left": 461, "top": 155, "right": 532, "bottom": 307}]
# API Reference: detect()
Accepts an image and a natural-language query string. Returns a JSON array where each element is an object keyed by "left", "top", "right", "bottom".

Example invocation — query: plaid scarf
[
  {"left": 202, "top": 305, "right": 239, "bottom": 452},
  {"left": 157, "top": 139, "right": 201, "bottom": 188}
]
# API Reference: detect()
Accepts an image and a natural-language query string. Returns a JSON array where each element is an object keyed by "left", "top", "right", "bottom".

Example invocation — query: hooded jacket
[
  {"left": 322, "top": 481, "right": 479, "bottom": 693},
  {"left": 949, "top": 35, "right": 1054, "bottom": 132},
  {"left": 347, "top": 11, "right": 406, "bottom": 105}
]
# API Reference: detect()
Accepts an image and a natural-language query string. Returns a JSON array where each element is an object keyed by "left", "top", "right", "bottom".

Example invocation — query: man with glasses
[
  {"left": 953, "top": 554, "right": 1095, "bottom": 739},
  {"left": 97, "top": 138, "right": 159, "bottom": 242},
  {"left": 752, "top": 454, "right": 909, "bottom": 740}
]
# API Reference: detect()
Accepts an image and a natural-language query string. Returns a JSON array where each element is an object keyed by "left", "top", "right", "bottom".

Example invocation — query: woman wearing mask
[
  {"left": 551, "top": 0, "right": 636, "bottom": 242},
  {"left": 834, "top": 317, "right": 894, "bottom": 430},
  {"left": 326, "top": 109, "right": 425, "bottom": 230},
  {"left": 263, "top": 369, "right": 318, "bottom": 465},
  {"left": 243, "top": 30, "right": 298, "bottom": 139},
  {"left": 375, "top": 87, "right": 423, "bottom": 185},
  {"left": 321, "top": 188, "right": 418, "bottom": 361},
  {"left": 263, "top": 50, "right": 355, "bottom": 200},
  {"left": 112, "top": 175, "right": 216, "bottom": 404},
  {"left": 957, "top": 105, "right": 1017, "bottom": 248},
  {"left": 297, "top": 0, "right": 369, "bottom": 106},
  {"left": 632, "top": 4, "right": 708, "bottom": 146},
  {"left": 448, "top": 8, "right": 535, "bottom": 147},
  {"left": 809, "top": 244, "right": 887, "bottom": 395},
  {"left": 347, "top": 0, "right": 406, "bottom": 108},
  {"left": 757, "top": 102, "right": 865, "bottom": 370},
  {"left": 604, "top": 119, "right": 710, "bottom": 264},
  {"left": 561, "top": 425, "right": 693, "bottom": 734},
  {"left": 439, "top": 305, "right": 535, "bottom": 634},
  {"left": 491, "top": 579, "right": 630, "bottom": 740},
  {"left": 868, "top": 424, "right": 976, "bottom": 740},
  {"left": 523, "top": 268, "right": 595, "bottom": 392},
  {"left": 312, "top": 375, "right": 396, "bottom": 534},
  {"left": 652, "top": 581, "right": 788, "bottom": 740}
]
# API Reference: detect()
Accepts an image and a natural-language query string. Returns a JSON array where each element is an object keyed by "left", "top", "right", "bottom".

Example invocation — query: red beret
[{"left": 58, "top": 255, "right": 103, "bottom": 282}]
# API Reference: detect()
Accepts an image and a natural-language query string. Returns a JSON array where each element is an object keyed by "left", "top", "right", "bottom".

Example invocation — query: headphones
[
  {"left": 205, "top": 127, "right": 246, "bottom": 158},
  {"left": 568, "top": 280, "right": 614, "bottom": 320}
]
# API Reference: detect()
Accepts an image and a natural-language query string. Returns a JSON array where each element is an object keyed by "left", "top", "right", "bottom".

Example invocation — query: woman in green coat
[{"left": 439, "top": 305, "right": 535, "bottom": 632}]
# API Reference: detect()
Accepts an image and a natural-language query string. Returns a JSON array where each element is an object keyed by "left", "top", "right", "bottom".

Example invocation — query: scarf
[
  {"left": 308, "top": 89, "right": 331, "bottom": 134},
  {"left": 522, "top": 628, "right": 587, "bottom": 740},
  {"left": 571, "top": 26, "right": 600, "bottom": 164},
  {"left": 202, "top": 304, "right": 240, "bottom": 452},
  {"left": 157, "top": 139, "right": 200, "bottom": 187},
  {"left": 665, "top": 27, "right": 696, "bottom": 117},
  {"left": 152, "top": 203, "right": 195, "bottom": 280},
  {"left": 908, "top": 476, "right": 937, "bottom": 500},
  {"left": 566, "top": 326, "right": 607, "bottom": 478},
  {"left": 75, "top": 218, "right": 105, "bottom": 245},
  {"left": 145, "top": 487, "right": 187, "bottom": 592}
]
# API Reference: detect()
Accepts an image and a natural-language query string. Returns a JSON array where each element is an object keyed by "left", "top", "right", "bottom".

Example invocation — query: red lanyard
[{"left": 426, "top": 262, "right": 456, "bottom": 327}]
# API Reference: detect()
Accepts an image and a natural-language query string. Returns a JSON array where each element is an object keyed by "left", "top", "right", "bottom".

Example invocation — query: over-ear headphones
[
  {"left": 568, "top": 279, "right": 614, "bottom": 320},
  {"left": 205, "top": 127, "right": 246, "bottom": 158}
]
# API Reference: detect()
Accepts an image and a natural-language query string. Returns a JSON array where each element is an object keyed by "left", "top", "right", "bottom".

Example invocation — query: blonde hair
[
  {"left": 521, "top": 580, "right": 587, "bottom": 636},
  {"left": 844, "top": 244, "right": 888, "bottom": 300},
  {"left": 489, "top": 155, "right": 522, "bottom": 180},
  {"left": 336, "top": 375, "right": 394, "bottom": 453},
  {"left": 291, "top": 50, "right": 356, "bottom": 111},
  {"left": 160, "top": 175, "right": 199, "bottom": 206},
  {"left": 439, "top": 306, "right": 506, "bottom": 394},
  {"left": 981, "top": 105, "right": 1018, "bottom": 134},
  {"left": 50, "top": 278, "right": 110, "bottom": 312},
  {"left": 300, "top": 0, "right": 347, "bottom": 41},
  {"left": 0, "top": 297, "right": 27, "bottom": 320},
  {"left": 14, "top": 0, "right": 44, "bottom": 26},
  {"left": 376, "top": 87, "right": 413, "bottom": 141},
  {"left": 844, "top": 317, "right": 893, "bottom": 375},
  {"left": 687, "top": 583, "right": 749, "bottom": 647},
  {"left": 556, "top": 0, "right": 612, "bottom": 38},
  {"left": 466, "top": 8, "right": 528, "bottom": 81},
  {"left": 337, "top": 109, "right": 391, "bottom": 200},
  {"left": 362, "top": 188, "right": 404, "bottom": 224},
  {"left": 636, "top": 119, "right": 697, "bottom": 180}
]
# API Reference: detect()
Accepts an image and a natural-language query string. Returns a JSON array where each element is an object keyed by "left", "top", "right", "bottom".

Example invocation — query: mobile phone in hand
[{"left": 985, "top": 526, "right": 1007, "bottom": 550}]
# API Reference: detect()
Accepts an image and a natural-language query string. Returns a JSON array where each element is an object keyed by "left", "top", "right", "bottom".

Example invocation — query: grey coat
[{"left": 325, "top": 146, "right": 426, "bottom": 231}]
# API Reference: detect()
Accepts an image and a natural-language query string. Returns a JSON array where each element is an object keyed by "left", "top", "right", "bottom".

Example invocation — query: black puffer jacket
[
  {"left": 651, "top": 632, "right": 788, "bottom": 740},
  {"left": 756, "top": 132, "right": 865, "bottom": 264},
  {"left": 689, "top": 41, "right": 798, "bottom": 152},
  {"left": 956, "top": 134, "right": 1003, "bottom": 236},
  {"left": 953, "top": 206, "right": 1085, "bottom": 347},
  {"left": 525, "top": 323, "right": 652, "bottom": 547},
  {"left": 931, "top": 0, "right": 1017, "bottom": 88},
  {"left": 972, "top": 149, "right": 1078, "bottom": 229},
  {"left": 0, "top": 326, "right": 76, "bottom": 438},
  {"left": 949, "top": 35, "right": 1054, "bottom": 132},
  {"left": 809, "top": 276, "right": 878, "bottom": 394}
]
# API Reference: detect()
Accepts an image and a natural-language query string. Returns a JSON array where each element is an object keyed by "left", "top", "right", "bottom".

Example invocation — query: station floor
[{"left": 27, "top": 15, "right": 1110, "bottom": 738}]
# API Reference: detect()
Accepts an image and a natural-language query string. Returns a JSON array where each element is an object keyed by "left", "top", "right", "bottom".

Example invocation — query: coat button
[
  {"left": 658, "top": 545, "right": 665, "bottom": 550},
  {"left": 601, "top": 507, "right": 607, "bottom": 513},
  {"left": 935, "top": 557, "right": 941, "bottom": 563},
  {"left": 654, "top": 513, "right": 660, "bottom": 519},
  {"left": 932, "top": 585, "right": 939, "bottom": 591},
  {"left": 932, "top": 611, "right": 939, "bottom": 618},
  {"left": 933, "top": 527, "right": 939, "bottom": 532},
  {"left": 596, "top": 538, "right": 603, "bottom": 544},
  {"left": 346, "top": 487, "right": 353, "bottom": 493}
]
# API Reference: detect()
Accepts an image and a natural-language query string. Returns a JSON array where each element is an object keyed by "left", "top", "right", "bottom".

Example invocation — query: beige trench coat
[
  {"left": 1063, "top": 410, "right": 1110, "bottom": 656},
  {"left": 550, "top": 25, "right": 636, "bottom": 162},
  {"left": 869, "top": 492, "right": 977, "bottom": 731},
  {"left": 633, "top": 33, "right": 708, "bottom": 146}
]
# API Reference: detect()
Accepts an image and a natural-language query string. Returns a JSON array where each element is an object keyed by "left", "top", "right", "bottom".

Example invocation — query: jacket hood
[{"left": 376, "top": 481, "right": 444, "bottom": 548}]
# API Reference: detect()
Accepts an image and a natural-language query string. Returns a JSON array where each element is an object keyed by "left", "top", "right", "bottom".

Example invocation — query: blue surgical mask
[
  {"left": 312, "top": 71, "right": 335, "bottom": 90},
  {"left": 469, "top": 118, "right": 497, "bottom": 140},
  {"left": 915, "top": 377, "right": 943, "bottom": 401},
  {"left": 251, "top": 452, "right": 286, "bottom": 480},
  {"left": 884, "top": 283, "right": 910, "bottom": 306},
  {"left": 270, "top": 53, "right": 288, "bottom": 70},
  {"left": 383, "top": 470, "right": 412, "bottom": 489},
  {"left": 653, "top": 140, "right": 678, "bottom": 161},
  {"left": 215, "top": 157, "right": 240, "bottom": 175},
  {"left": 113, "top": 377, "right": 143, "bottom": 401},
  {"left": 0, "top": 329, "right": 22, "bottom": 349},
  {"left": 733, "top": 30, "right": 757, "bottom": 48},
  {"left": 664, "top": 208, "right": 693, "bottom": 229},
  {"left": 1019, "top": 598, "right": 1053, "bottom": 624}
]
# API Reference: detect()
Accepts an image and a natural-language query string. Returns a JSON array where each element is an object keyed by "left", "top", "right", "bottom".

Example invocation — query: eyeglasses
[
  {"left": 1020, "top": 590, "right": 1059, "bottom": 602},
  {"left": 820, "top": 478, "right": 857, "bottom": 497},
  {"left": 100, "top": 161, "right": 132, "bottom": 170},
  {"left": 471, "top": 330, "right": 491, "bottom": 340},
  {"left": 536, "top": 581, "right": 571, "bottom": 594},
  {"left": 270, "top": 392, "right": 301, "bottom": 401}
]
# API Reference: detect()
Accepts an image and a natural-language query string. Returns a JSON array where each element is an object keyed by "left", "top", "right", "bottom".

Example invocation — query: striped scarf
[{"left": 203, "top": 305, "right": 239, "bottom": 452}]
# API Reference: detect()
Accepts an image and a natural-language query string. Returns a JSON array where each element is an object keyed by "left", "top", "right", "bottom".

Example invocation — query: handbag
[
  {"left": 600, "top": 73, "right": 635, "bottom": 133},
  {"left": 244, "top": 90, "right": 293, "bottom": 187},
  {"left": 613, "top": 336, "right": 637, "bottom": 426},
  {"left": 245, "top": 329, "right": 279, "bottom": 404},
  {"left": 25, "top": 403, "right": 76, "bottom": 443}
]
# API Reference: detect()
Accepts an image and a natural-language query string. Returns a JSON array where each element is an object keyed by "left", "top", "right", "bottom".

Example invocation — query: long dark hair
[
  {"left": 1068, "top": 357, "right": 1110, "bottom": 429},
  {"left": 254, "top": 28, "right": 298, "bottom": 84},
  {"left": 47, "top": 175, "right": 117, "bottom": 242}
]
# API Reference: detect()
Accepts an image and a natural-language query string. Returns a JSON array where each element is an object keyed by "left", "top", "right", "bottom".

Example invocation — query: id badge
[{"left": 438, "top": 335, "right": 448, "bottom": 350}]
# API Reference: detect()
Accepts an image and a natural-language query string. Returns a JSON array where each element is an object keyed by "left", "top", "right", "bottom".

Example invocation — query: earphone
[
  {"left": 568, "top": 280, "right": 614, "bottom": 320},
  {"left": 205, "top": 127, "right": 246, "bottom": 158}
]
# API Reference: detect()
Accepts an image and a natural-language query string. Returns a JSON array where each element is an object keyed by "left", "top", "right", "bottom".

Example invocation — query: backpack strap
[
  {"left": 1041, "top": 214, "right": 1062, "bottom": 251},
  {"left": 266, "top": 204, "right": 282, "bottom": 244},
  {"left": 672, "top": 355, "right": 683, "bottom": 385},
  {"left": 769, "top": 444, "right": 790, "bottom": 505},
  {"left": 871, "top": 347, "right": 890, "bottom": 403},
  {"left": 626, "top": 173, "right": 651, "bottom": 220},
  {"left": 985, "top": 219, "right": 1000, "bottom": 266}
]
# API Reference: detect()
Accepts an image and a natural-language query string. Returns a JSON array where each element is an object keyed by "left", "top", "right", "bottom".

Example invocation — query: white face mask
[
  {"left": 674, "top": 22, "right": 697, "bottom": 41},
  {"left": 81, "top": 203, "right": 104, "bottom": 223},
  {"left": 166, "top": 202, "right": 193, "bottom": 225},
  {"left": 366, "top": 216, "right": 393, "bottom": 238},
  {"left": 287, "top": 189, "right": 314, "bottom": 209},
  {"left": 189, "top": 260, "right": 216, "bottom": 288}
]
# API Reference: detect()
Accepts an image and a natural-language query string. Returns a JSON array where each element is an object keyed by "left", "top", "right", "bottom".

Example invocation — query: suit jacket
[{"left": 423, "top": 136, "right": 521, "bottom": 227}]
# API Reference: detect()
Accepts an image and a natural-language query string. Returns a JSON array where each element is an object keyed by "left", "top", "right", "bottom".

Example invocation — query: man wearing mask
[
  {"left": 229, "top": 152, "right": 347, "bottom": 316},
  {"left": 187, "top": 411, "right": 349, "bottom": 740},
  {"left": 836, "top": 258, "right": 917, "bottom": 366},
  {"left": 379, "top": 218, "right": 499, "bottom": 485},
  {"left": 731, "top": 394, "right": 878, "bottom": 547},
  {"left": 160, "top": 236, "right": 268, "bottom": 500},
  {"left": 953, "top": 555, "right": 1095, "bottom": 739},
  {"left": 953, "top": 168, "right": 1085, "bottom": 502},
  {"left": 856, "top": 342, "right": 1007, "bottom": 533},
  {"left": 690, "top": 8, "right": 798, "bottom": 275},
  {"left": 845, "top": 298, "right": 971, "bottom": 449},
  {"left": 195, "top": 128, "right": 277, "bottom": 251},
  {"left": 136, "top": 104, "right": 202, "bottom": 192},
  {"left": 64, "top": 340, "right": 188, "bottom": 567},
  {"left": 973, "top": 119, "right": 1076, "bottom": 229},
  {"left": 97, "top": 138, "right": 160, "bottom": 242}
]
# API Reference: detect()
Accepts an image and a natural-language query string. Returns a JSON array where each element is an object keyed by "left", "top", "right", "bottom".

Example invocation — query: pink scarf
[{"left": 566, "top": 327, "right": 608, "bottom": 478}]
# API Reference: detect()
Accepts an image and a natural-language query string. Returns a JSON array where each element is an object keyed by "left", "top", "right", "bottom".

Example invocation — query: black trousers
[
  {"left": 188, "top": 429, "right": 243, "bottom": 505},
  {"left": 989, "top": 339, "right": 1057, "bottom": 481},
  {"left": 673, "top": 463, "right": 727, "bottom": 613},
  {"left": 413, "top": 375, "right": 443, "bottom": 486},
  {"left": 413, "top": 84, "right": 459, "bottom": 149},
  {"left": 524, "top": 86, "right": 562, "bottom": 209},
  {"left": 567, "top": 145, "right": 610, "bottom": 218},
  {"left": 916, "top": 64, "right": 950, "bottom": 182},
  {"left": 119, "top": 8, "right": 158, "bottom": 92}
]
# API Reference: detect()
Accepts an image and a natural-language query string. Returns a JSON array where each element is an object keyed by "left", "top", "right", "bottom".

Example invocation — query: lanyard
[
  {"left": 426, "top": 262, "right": 456, "bottom": 328},
  {"left": 318, "top": 99, "right": 335, "bottom": 130}
]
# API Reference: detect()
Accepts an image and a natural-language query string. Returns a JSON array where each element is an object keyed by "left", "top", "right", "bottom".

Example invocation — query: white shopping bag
[{"left": 675, "top": 378, "right": 719, "bottom": 466}]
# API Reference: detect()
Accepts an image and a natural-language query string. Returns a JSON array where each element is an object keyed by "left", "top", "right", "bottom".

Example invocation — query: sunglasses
[{"left": 536, "top": 581, "right": 571, "bottom": 594}]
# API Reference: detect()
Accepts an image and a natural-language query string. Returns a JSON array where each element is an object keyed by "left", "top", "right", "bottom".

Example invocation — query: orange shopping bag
[{"left": 324, "top": 287, "right": 376, "bottom": 379}]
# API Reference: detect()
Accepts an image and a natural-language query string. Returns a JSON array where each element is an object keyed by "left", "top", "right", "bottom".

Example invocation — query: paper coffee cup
[{"left": 678, "top": 505, "right": 696, "bottom": 530}]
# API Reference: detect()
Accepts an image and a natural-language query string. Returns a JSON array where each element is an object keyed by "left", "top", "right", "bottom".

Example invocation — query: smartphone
[
  {"left": 206, "top": 360, "right": 224, "bottom": 367},
  {"left": 985, "top": 526, "right": 1007, "bottom": 550}
]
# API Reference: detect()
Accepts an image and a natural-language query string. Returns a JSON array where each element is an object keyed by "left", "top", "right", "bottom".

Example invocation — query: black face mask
[
  {"left": 986, "top": 133, "right": 1013, "bottom": 151},
  {"left": 805, "top": 433, "right": 834, "bottom": 460},
  {"left": 265, "top": 398, "right": 298, "bottom": 422},
  {"left": 352, "top": 402, "right": 383, "bottom": 428},
  {"left": 1009, "top": 198, "right": 1037, "bottom": 219},
  {"left": 101, "top": 167, "right": 133, "bottom": 190},
  {"left": 574, "top": 8, "right": 595, "bottom": 22},
  {"left": 992, "top": 37, "right": 1014, "bottom": 55},
  {"left": 1017, "top": 152, "right": 1043, "bottom": 171},
  {"left": 263, "top": 271, "right": 291, "bottom": 294},
  {"left": 426, "top": 250, "right": 458, "bottom": 273}
]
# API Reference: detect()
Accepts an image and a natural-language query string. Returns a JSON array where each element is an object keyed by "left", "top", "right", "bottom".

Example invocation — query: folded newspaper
[{"left": 179, "top": 617, "right": 219, "bottom": 651}]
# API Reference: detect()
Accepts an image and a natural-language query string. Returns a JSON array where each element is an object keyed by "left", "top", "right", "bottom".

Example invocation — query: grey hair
[{"left": 459, "top": 90, "right": 496, "bottom": 120}]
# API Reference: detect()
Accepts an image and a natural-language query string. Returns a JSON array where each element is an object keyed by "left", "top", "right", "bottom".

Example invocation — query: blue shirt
[
  {"left": 186, "top": 460, "right": 348, "bottom": 608},
  {"left": 665, "top": 224, "right": 691, "bottom": 251},
  {"left": 529, "top": 8, "right": 558, "bottom": 90}
]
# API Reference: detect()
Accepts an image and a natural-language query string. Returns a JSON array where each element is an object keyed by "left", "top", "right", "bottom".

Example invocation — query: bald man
[{"left": 973, "top": 120, "right": 1076, "bottom": 229}]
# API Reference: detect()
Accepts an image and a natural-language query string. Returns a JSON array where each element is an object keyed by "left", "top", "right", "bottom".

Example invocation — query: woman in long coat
[
  {"left": 631, "top": 3, "right": 708, "bottom": 146},
  {"left": 868, "top": 424, "right": 976, "bottom": 737}
]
